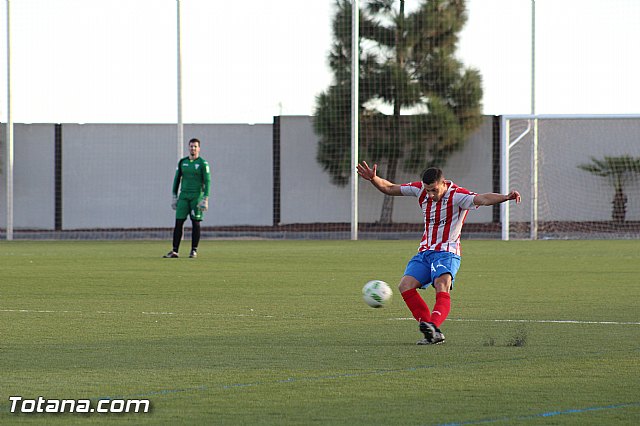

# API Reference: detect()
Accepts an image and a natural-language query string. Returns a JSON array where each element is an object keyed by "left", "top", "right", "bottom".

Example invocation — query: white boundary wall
[
  {"left": 1, "top": 122, "right": 273, "bottom": 229},
  {"left": 3, "top": 115, "right": 638, "bottom": 232},
  {"left": 279, "top": 116, "right": 495, "bottom": 224},
  {"left": 1, "top": 124, "right": 55, "bottom": 229}
]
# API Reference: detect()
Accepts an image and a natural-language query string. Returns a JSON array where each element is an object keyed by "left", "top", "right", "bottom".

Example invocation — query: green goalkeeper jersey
[{"left": 172, "top": 156, "right": 211, "bottom": 197}]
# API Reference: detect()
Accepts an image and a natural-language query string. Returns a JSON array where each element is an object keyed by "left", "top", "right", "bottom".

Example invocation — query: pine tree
[{"left": 314, "top": 0, "right": 483, "bottom": 223}]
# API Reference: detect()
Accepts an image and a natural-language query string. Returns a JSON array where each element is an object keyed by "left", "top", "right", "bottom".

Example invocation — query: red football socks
[
  {"left": 401, "top": 289, "right": 431, "bottom": 323},
  {"left": 430, "top": 292, "right": 451, "bottom": 328}
]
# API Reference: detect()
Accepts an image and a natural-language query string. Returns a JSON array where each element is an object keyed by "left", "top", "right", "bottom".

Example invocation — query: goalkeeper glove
[
  {"left": 197, "top": 197, "right": 209, "bottom": 212},
  {"left": 171, "top": 195, "right": 178, "bottom": 210}
]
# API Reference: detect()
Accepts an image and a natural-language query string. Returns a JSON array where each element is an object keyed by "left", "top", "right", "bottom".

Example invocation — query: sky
[{"left": 0, "top": 0, "right": 639, "bottom": 124}]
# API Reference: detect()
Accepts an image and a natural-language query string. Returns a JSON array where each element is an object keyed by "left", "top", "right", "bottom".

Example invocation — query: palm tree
[
  {"left": 578, "top": 155, "right": 640, "bottom": 222},
  {"left": 314, "top": 0, "right": 482, "bottom": 223}
]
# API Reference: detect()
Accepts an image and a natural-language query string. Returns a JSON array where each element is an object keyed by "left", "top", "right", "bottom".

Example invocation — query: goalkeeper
[{"left": 163, "top": 138, "right": 211, "bottom": 259}]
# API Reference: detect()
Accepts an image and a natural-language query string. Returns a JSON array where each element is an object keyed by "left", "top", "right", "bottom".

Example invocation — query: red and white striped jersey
[{"left": 400, "top": 181, "right": 477, "bottom": 255}]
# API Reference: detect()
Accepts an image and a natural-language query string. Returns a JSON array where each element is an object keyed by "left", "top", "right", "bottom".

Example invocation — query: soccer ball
[{"left": 362, "top": 280, "right": 392, "bottom": 308}]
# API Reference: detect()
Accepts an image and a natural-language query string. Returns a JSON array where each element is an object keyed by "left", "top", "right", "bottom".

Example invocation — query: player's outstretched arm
[
  {"left": 474, "top": 190, "right": 521, "bottom": 206},
  {"left": 356, "top": 161, "right": 403, "bottom": 196}
]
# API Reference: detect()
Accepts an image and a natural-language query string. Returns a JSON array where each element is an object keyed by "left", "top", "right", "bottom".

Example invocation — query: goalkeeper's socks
[
  {"left": 430, "top": 292, "right": 451, "bottom": 328},
  {"left": 401, "top": 289, "right": 431, "bottom": 323}
]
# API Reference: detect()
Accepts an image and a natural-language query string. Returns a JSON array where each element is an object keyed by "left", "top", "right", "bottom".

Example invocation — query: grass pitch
[{"left": 1, "top": 239, "right": 639, "bottom": 425}]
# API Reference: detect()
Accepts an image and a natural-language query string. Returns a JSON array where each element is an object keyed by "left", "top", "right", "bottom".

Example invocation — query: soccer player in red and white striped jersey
[{"left": 357, "top": 161, "right": 521, "bottom": 345}]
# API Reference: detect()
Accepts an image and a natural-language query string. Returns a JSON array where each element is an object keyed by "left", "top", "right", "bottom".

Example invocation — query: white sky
[{"left": 0, "top": 0, "right": 639, "bottom": 124}]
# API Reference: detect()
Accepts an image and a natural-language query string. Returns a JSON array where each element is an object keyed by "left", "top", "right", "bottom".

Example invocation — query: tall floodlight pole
[
  {"left": 531, "top": 0, "right": 536, "bottom": 117},
  {"left": 5, "top": 0, "right": 13, "bottom": 241},
  {"left": 502, "top": 1, "right": 537, "bottom": 241},
  {"left": 530, "top": 0, "right": 538, "bottom": 240},
  {"left": 350, "top": 0, "right": 359, "bottom": 240},
  {"left": 176, "top": 0, "right": 184, "bottom": 160}
]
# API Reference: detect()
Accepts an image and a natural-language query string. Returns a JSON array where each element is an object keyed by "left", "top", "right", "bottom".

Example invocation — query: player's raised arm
[
  {"left": 356, "top": 161, "right": 403, "bottom": 196},
  {"left": 473, "top": 190, "right": 521, "bottom": 206}
]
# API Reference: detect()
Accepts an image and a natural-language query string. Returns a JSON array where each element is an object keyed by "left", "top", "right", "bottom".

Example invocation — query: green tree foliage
[
  {"left": 314, "top": 0, "right": 483, "bottom": 223},
  {"left": 578, "top": 155, "right": 640, "bottom": 222}
]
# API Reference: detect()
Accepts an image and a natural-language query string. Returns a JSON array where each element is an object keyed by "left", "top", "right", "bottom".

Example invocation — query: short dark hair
[
  {"left": 188, "top": 138, "right": 201, "bottom": 146},
  {"left": 421, "top": 167, "right": 443, "bottom": 184}
]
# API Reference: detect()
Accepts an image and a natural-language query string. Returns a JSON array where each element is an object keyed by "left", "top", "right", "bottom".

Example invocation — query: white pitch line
[
  {"left": 2, "top": 309, "right": 637, "bottom": 325},
  {"left": 0, "top": 308, "right": 274, "bottom": 318},
  {"left": 0, "top": 309, "right": 81, "bottom": 314},
  {"left": 392, "top": 317, "right": 640, "bottom": 326}
]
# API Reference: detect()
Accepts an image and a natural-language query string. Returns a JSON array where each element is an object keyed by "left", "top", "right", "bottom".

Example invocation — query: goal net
[
  {"left": 502, "top": 115, "right": 640, "bottom": 240},
  {"left": 3, "top": 1, "right": 640, "bottom": 241}
]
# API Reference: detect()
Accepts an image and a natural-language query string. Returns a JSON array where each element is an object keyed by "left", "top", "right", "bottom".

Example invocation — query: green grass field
[{"left": 1, "top": 240, "right": 639, "bottom": 425}]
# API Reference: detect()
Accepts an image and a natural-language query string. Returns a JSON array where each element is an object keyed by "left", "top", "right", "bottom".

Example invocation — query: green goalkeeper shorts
[{"left": 176, "top": 192, "right": 205, "bottom": 221}]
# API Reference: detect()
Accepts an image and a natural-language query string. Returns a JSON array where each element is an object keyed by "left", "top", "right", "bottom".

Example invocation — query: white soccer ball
[{"left": 362, "top": 280, "right": 392, "bottom": 308}]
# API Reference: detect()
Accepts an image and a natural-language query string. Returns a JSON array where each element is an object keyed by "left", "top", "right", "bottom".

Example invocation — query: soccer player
[
  {"left": 357, "top": 161, "right": 521, "bottom": 345},
  {"left": 163, "top": 138, "right": 211, "bottom": 259}
]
